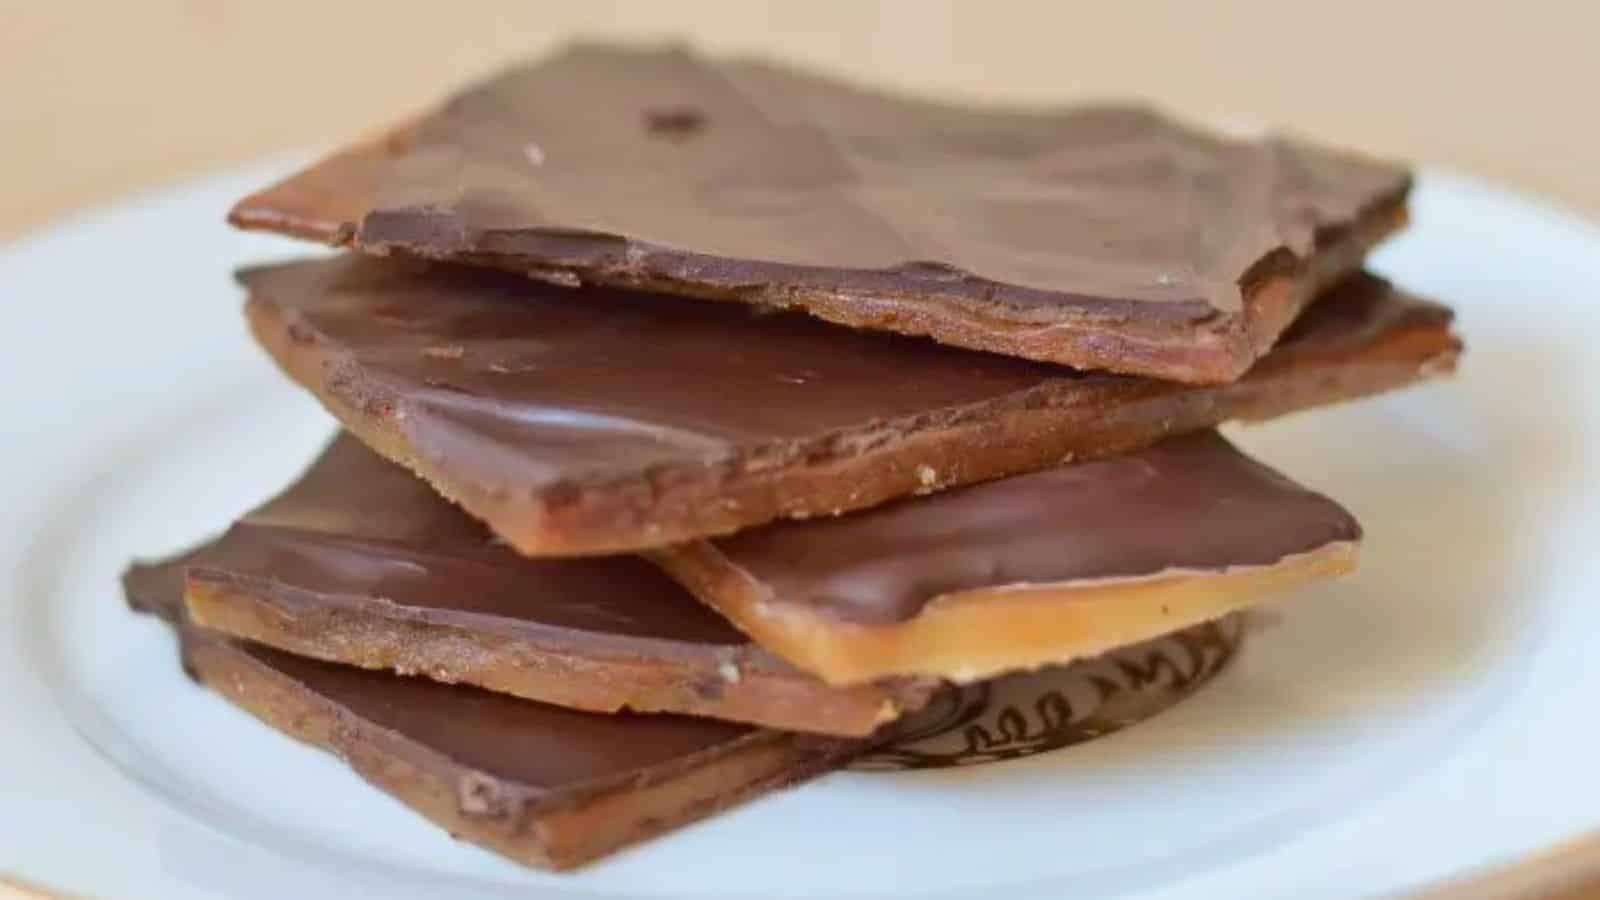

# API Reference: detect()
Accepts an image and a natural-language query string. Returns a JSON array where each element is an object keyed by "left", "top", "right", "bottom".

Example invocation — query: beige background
[{"left": 3, "top": 0, "right": 1600, "bottom": 240}]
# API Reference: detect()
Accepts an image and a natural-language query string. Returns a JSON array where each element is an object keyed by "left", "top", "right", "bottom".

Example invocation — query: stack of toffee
[{"left": 125, "top": 44, "right": 1460, "bottom": 870}]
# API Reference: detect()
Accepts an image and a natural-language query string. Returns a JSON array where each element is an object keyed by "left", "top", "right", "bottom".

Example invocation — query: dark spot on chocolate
[{"left": 644, "top": 106, "right": 706, "bottom": 138}]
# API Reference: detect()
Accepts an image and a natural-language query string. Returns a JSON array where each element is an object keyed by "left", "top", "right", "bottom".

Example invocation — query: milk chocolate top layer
[
  {"left": 241, "top": 253, "right": 1453, "bottom": 555},
  {"left": 713, "top": 431, "right": 1360, "bottom": 625},
  {"left": 229, "top": 43, "right": 1410, "bottom": 381}
]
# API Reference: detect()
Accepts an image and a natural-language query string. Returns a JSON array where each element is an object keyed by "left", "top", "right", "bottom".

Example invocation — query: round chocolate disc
[{"left": 857, "top": 614, "right": 1246, "bottom": 770}]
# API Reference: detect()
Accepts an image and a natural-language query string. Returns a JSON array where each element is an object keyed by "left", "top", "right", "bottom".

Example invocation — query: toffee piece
[
  {"left": 176, "top": 433, "right": 934, "bottom": 736},
  {"left": 123, "top": 566, "right": 862, "bottom": 870},
  {"left": 243, "top": 255, "right": 1458, "bottom": 556},
  {"left": 230, "top": 43, "right": 1411, "bottom": 382},
  {"left": 654, "top": 431, "right": 1360, "bottom": 685}
]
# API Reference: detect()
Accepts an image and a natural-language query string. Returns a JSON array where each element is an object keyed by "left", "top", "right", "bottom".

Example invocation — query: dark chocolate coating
[{"left": 714, "top": 431, "right": 1360, "bottom": 624}]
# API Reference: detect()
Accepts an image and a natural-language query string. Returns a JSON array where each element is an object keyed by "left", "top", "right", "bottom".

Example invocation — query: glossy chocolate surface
[
  {"left": 712, "top": 431, "right": 1361, "bottom": 624},
  {"left": 242, "top": 255, "right": 1450, "bottom": 529},
  {"left": 230, "top": 44, "right": 1409, "bottom": 380},
  {"left": 192, "top": 432, "right": 750, "bottom": 649}
]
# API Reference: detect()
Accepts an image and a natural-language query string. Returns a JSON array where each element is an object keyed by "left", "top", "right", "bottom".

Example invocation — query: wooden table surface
[{"left": 3, "top": 2, "right": 1599, "bottom": 897}]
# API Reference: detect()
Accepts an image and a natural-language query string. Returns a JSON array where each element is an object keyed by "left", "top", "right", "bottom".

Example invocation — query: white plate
[{"left": 1, "top": 161, "right": 1595, "bottom": 900}]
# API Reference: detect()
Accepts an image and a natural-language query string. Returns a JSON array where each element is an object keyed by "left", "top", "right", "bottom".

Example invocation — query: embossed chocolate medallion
[{"left": 858, "top": 614, "right": 1244, "bottom": 770}]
